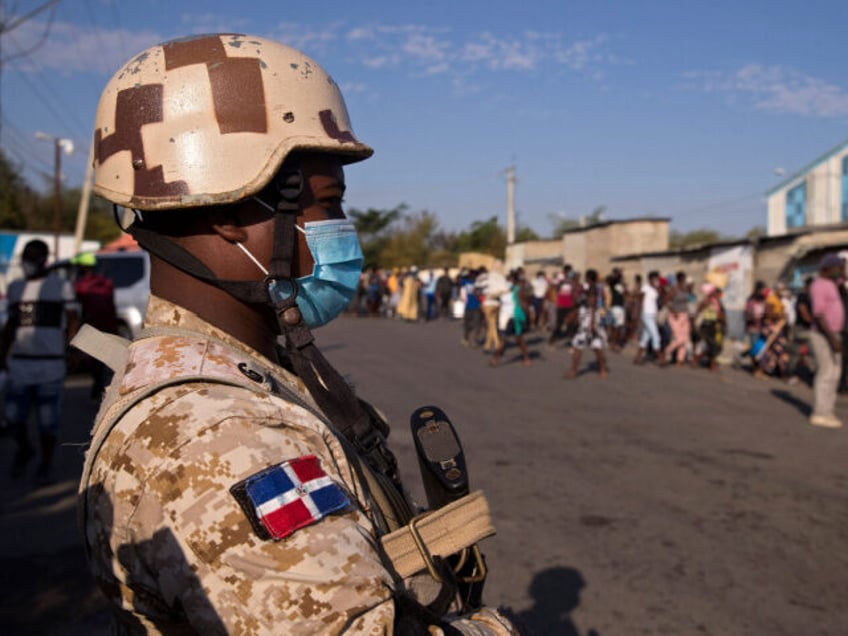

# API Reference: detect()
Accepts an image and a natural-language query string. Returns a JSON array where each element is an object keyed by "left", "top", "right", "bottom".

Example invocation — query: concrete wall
[
  {"left": 754, "top": 228, "right": 848, "bottom": 287},
  {"left": 562, "top": 232, "right": 588, "bottom": 271},
  {"left": 754, "top": 236, "right": 803, "bottom": 286},
  {"left": 807, "top": 155, "right": 845, "bottom": 226},
  {"left": 613, "top": 221, "right": 670, "bottom": 259},
  {"left": 768, "top": 194, "right": 785, "bottom": 236},
  {"left": 458, "top": 252, "right": 501, "bottom": 272},
  {"left": 561, "top": 219, "right": 669, "bottom": 274},
  {"left": 614, "top": 249, "right": 738, "bottom": 290},
  {"left": 504, "top": 240, "right": 561, "bottom": 274}
]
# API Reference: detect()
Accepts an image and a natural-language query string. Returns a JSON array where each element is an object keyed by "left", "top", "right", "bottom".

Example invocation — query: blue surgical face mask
[{"left": 236, "top": 215, "right": 364, "bottom": 329}]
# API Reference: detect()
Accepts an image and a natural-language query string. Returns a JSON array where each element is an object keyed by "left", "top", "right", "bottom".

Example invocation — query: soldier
[{"left": 75, "top": 34, "right": 518, "bottom": 634}]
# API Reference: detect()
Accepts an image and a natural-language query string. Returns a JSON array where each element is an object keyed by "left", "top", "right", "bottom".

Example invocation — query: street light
[{"left": 35, "top": 131, "right": 74, "bottom": 259}]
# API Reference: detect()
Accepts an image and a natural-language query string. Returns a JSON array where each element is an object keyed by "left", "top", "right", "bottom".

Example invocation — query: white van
[{"left": 95, "top": 251, "right": 150, "bottom": 338}]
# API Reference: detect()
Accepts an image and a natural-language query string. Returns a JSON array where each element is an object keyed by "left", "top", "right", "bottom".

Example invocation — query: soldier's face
[
  {"left": 240, "top": 155, "right": 347, "bottom": 280},
  {"left": 293, "top": 155, "right": 347, "bottom": 278}
]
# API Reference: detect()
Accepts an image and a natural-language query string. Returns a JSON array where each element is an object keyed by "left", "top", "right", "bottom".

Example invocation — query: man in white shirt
[
  {"left": 0, "top": 239, "right": 79, "bottom": 482},
  {"left": 633, "top": 271, "right": 665, "bottom": 365},
  {"left": 530, "top": 270, "right": 549, "bottom": 329}
]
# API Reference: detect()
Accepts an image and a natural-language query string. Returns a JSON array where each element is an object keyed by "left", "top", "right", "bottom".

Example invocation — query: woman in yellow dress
[{"left": 397, "top": 267, "right": 420, "bottom": 321}]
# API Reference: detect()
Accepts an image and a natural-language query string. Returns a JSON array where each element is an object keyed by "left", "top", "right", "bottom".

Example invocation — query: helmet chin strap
[
  {"left": 126, "top": 214, "right": 271, "bottom": 306},
  {"left": 265, "top": 176, "right": 401, "bottom": 488}
]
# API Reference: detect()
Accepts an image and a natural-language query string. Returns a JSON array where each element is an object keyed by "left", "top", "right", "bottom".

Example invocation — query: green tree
[
  {"left": 348, "top": 204, "right": 405, "bottom": 268},
  {"left": 549, "top": 205, "right": 606, "bottom": 238},
  {"left": 548, "top": 213, "right": 579, "bottom": 237},
  {"left": 745, "top": 225, "right": 766, "bottom": 240},
  {"left": 378, "top": 210, "right": 440, "bottom": 267},
  {"left": 0, "top": 149, "right": 121, "bottom": 245},
  {"left": 515, "top": 226, "right": 540, "bottom": 242},
  {"left": 669, "top": 228, "right": 729, "bottom": 248},
  {"left": 455, "top": 216, "right": 506, "bottom": 257},
  {"left": 584, "top": 205, "right": 606, "bottom": 226},
  {"left": 0, "top": 150, "right": 33, "bottom": 229},
  {"left": 84, "top": 196, "right": 123, "bottom": 243}
]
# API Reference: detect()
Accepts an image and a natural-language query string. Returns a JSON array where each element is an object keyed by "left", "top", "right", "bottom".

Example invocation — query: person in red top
[
  {"left": 548, "top": 265, "right": 574, "bottom": 345},
  {"left": 72, "top": 253, "right": 119, "bottom": 400},
  {"left": 808, "top": 253, "right": 846, "bottom": 428}
]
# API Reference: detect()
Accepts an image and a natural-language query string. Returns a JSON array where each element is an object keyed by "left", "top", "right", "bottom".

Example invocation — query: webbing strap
[
  {"left": 380, "top": 491, "right": 495, "bottom": 579},
  {"left": 71, "top": 324, "right": 130, "bottom": 372},
  {"left": 129, "top": 224, "right": 270, "bottom": 304},
  {"left": 285, "top": 341, "right": 401, "bottom": 484}
]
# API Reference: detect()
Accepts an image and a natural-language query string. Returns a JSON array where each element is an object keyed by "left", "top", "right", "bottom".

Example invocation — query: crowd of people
[
  {"left": 347, "top": 257, "right": 848, "bottom": 428},
  {"left": 349, "top": 264, "right": 734, "bottom": 376}
]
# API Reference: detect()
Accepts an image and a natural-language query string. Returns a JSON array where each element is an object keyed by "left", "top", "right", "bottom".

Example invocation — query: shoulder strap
[{"left": 71, "top": 323, "right": 130, "bottom": 372}]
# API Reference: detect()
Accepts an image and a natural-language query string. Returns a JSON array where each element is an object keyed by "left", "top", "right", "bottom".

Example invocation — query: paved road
[{"left": 1, "top": 316, "right": 846, "bottom": 635}]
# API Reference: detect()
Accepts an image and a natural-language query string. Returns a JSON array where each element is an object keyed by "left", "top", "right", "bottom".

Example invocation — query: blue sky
[{"left": 3, "top": 0, "right": 848, "bottom": 238}]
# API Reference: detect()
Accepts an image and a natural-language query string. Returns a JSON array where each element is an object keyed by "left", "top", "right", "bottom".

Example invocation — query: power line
[
  {"left": 105, "top": 0, "right": 127, "bottom": 61},
  {"left": 673, "top": 192, "right": 763, "bottom": 217},
  {"left": 1, "top": 0, "right": 55, "bottom": 63},
  {"left": 58, "top": 1, "right": 109, "bottom": 98},
  {"left": 1, "top": 0, "right": 60, "bottom": 34},
  {"left": 1, "top": 113, "right": 54, "bottom": 171},
  {"left": 5, "top": 31, "right": 90, "bottom": 141},
  {"left": 0, "top": 0, "right": 62, "bottom": 141},
  {"left": 81, "top": 0, "right": 113, "bottom": 76},
  {"left": 108, "top": 0, "right": 122, "bottom": 29}
]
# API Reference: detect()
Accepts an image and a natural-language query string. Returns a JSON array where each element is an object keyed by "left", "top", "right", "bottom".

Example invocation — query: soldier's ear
[{"left": 210, "top": 207, "right": 248, "bottom": 243}]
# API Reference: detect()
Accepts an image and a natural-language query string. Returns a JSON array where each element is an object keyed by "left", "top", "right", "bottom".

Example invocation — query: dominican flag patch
[{"left": 230, "top": 455, "right": 350, "bottom": 541}]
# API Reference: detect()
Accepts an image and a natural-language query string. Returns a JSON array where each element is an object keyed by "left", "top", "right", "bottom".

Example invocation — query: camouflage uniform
[{"left": 81, "top": 295, "right": 515, "bottom": 635}]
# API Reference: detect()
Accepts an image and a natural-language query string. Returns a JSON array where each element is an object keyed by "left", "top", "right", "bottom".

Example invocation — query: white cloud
[
  {"left": 9, "top": 15, "right": 621, "bottom": 91},
  {"left": 460, "top": 33, "right": 538, "bottom": 71},
  {"left": 7, "top": 19, "right": 163, "bottom": 75},
  {"left": 344, "top": 23, "right": 618, "bottom": 80},
  {"left": 462, "top": 41, "right": 494, "bottom": 64},
  {"left": 179, "top": 13, "right": 251, "bottom": 34},
  {"left": 346, "top": 26, "right": 375, "bottom": 42},
  {"left": 362, "top": 54, "right": 400, "bottom": 70},
  {"left": 684, "top": 64, "right": 848, "bottom": 118},
  {"left": 269, "top": 21, "right": 344, "bottom": 56},
  {"left": 402, "top": 33, "right": 449, "bottom": 64},
  {"left": 339, "top": 81, "right": 367, "bottom": 94},
  {"left": 554, "top": 34, "right": 609, "bottom": 71}
]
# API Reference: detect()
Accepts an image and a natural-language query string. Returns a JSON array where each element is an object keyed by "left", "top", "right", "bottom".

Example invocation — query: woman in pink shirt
[{"left": 808, "top": 254, "right": 846, "bottom": 428}]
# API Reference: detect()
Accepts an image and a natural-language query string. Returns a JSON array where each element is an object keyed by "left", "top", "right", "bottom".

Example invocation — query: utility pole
[
  {"left": 73, "top": 138, "right": 94, "bottom": 254},
  {"left": 36, "top": 131, "right": 73, "bottom": 259},
  {"left": 52, "top": 136, "right": 60, "bottom": 257},
  {"left": 506, "top": 165, "right": 516, "bottom": 245}
]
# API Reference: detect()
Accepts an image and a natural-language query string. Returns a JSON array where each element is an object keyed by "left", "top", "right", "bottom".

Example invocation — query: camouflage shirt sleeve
[{"left": 87, "top": 383, "right": 397, "bottom": 634}]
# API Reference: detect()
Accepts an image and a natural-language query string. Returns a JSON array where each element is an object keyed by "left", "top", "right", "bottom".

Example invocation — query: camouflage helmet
[{"left": 92, "top": 33, "right": 373, "bottom": 211}]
